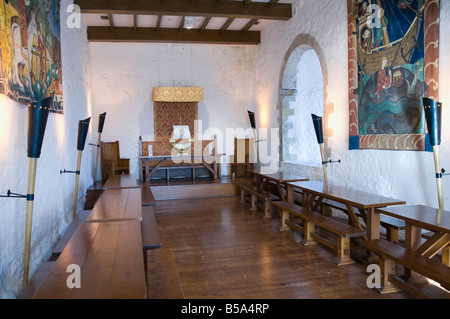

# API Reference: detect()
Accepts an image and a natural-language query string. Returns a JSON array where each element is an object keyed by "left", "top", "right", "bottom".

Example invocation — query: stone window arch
[{"left": 278, "top": 34, "right": 331, "bottom": 179}]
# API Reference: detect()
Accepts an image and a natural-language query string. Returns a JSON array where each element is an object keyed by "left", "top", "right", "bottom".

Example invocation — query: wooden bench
[
  {"left": 145, "top": 248, "right": 184, "bottom": 299},
  {"left": 17, "top": 261, "right": 55, "bottom": 299},
  {"left": 103, "top": 174, "right": 138, "bottom": 189},
  {"left": 141, "top": 186, "right": 156, "bottom": 206},
  {"left": 320, "top": 198, "right": 405, "bottom": 243},
  {"left": 51, "top": 210, "right": 90, "bottom": 259},
  {"left": 235, "top": 181, "right": 279, "bottom": 219},
  {"left": 362, "top": 239, "right": 450, "bottom": 298},
  {"left": 32, "top": 220, "right": 147, "bottom": 299},
  {"left": 274, "top": 201, "right": 366, "bottom": 266},
  {"left": 142, "top": 206, "right": 162, "bottom": 267},
  {"left": 84, "top": 188, "right": 142, "bottom": 223}
]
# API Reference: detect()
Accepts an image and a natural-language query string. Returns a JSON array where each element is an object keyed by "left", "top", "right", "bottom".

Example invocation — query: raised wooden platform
[{"left": 147, "top": 177, "right": 238, "bottom": 201}]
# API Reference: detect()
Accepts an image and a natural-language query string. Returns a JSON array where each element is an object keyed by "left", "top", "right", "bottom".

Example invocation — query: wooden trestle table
[
  {"left": 138, "top": 154, "right": 223, "bottom": 181},
  {"left": 247, "top": 168, "right": 309, "bottom": 201},
  {"left": 285, "top": 181, "right": 406, "bottom": 262},
  {"left": 376, "top": 205, "right": 450, "bottom": 266}
]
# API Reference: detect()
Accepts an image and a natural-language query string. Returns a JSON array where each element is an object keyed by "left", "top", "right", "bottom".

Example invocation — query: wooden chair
[
  {"left": 100, "top": 141, "right": 130, "bottom": 183},
  {"left": 230, "top": 138, "right": 254, "bottom": 177}
]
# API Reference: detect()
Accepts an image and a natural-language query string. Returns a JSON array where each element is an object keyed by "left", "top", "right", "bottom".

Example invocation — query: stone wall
[{"left": 0, "top": 0, "right": 93, "bottom": 298}]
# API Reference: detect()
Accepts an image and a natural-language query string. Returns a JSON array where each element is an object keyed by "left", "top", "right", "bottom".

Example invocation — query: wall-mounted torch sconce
[
  {"left": 423, "top": 97, "right": 446, "bottom": 209},
  {"left": 1, "top": 98, "right": 52, "bottom": 288},
  {"left": 248, "top": 110, "right": 261, "bottom": 169},
  {"left": 89, "top": 112, "right": 106, "bottom": 184},
  {"left": 0, "top": 97, "right": 52, "bottom": 289},
  {"left": 60, "top": 117, "right": 91, "bottom": 218},
  {"left": 311, "top": 114, "right": 340, "bottom": 184}
]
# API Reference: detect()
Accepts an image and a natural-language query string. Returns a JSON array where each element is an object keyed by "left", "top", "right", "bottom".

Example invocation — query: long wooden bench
[
  {"left": 142, "top": 206, "right": 162, "bottom": 268},
  {"left": 145, "top": 248, "right": 184, "bottom": 299},
  {"left": 32, "top": 220, "right": 147, "bottom": 299},
  {"left": 51, "top": 210, "right": 90, "bottom": 259},
  {"left": 17, "top": 261, "right": 55, "bottom": 299},
  {"left": 235, "top": 181, "right": 279, "bottom": 219},
  {"left": 274, "top": 201, "right": 366, "bottom": 266},
  {"left": 141, "top": 186, "right": 156, "bottom": 206},
  {"left": 320, "top": 198, "right": 405, "bottom": 243},
  {"left": 362, "top": 239, "right": 450, "bottom": 298}
]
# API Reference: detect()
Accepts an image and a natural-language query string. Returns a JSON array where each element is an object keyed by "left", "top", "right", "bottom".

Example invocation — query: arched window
[{"left": 281, "top": 46, "right": 323, "bottom": 167}]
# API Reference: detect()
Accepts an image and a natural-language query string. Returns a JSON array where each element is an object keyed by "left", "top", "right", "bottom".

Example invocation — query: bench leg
[
  {"left": 263, "top": 200, "right": 273, "bottom": 219},
  {"left": 377, "top": 256, "right": 401, "bottom": 294},
  {"left": 240, "top": 189, "right": 246, "bottom": 203},
  {"left": 334, "top": 237, "right": 354, "bottom": 266},
  {"left": 386, "top": 227, "right": 399, "bottom": 244},
  {"left": 279, "top": 209, "right": 291, "bottom": 232},
  {"left": 250, "top": 194, "right": 257, "bottom": 211},
  {"left": 301, "top": 221, "right": 317, "bottom": 246}
]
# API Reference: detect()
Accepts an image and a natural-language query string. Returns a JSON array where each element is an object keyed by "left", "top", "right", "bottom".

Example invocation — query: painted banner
[
  {"left": 0, "top": 0, "right": 62, "bottom": 113},
  {"left": 348, "top": 0, "right": 439, "bottom": 151}
]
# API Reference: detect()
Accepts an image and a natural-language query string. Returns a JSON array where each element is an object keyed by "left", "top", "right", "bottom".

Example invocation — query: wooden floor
[{"left": 151, "top": 196, "right": 411, "bottom": 299}]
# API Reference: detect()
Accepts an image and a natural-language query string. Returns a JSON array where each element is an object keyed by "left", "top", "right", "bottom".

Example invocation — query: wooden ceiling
[{"left": 76, "top": 0, "right": 293, "bottom": 45}]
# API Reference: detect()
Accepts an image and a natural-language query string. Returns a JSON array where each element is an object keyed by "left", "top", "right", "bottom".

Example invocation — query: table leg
[
  {"left": 144, "top": 161, "right": 149, "bottom": 182},
  {"left": 276, "top": 182, "right": 285, "bottom": 201},
  {"left": 286, "top": 184, "right": 294, "bottom": 203},
  {"left": 279, "top": 184, "right": 294, "bottom": 231},
  {"left": 138, "top": 159, "right": 142, "bottom": 181},
  {"left": 148, "top": 159, "right": 165, "bottom": 179},
  {"left": 214, "top": 159, "right": 218, "bottom": 180},
  {"left": 403, "top": 223, "right": 427, "bottom": 283},
  {"left": 357, "top": 207, "right": 380, "bottom": 263}
]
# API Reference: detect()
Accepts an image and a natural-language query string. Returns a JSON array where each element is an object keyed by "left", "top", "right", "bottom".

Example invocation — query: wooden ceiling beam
[
  {"left": 241, "top": 19, "right": 258, "bottom": 32},
  {"left": 87, "top": 26, "right": 260, "bottom": 45},
  {"left": 156, "top": 15, "right": 162, "bottom": 30},
  {"left": 220, "top": 18, "right": 235, "bottom": 32},
  {"left": 178, "top": 16, "right": 185, "bottom": 31},
  {"left": 199, "top": 16, "right": 211, "bottom": 32},
  {"left": 108, "top": 13, "right": 114, "bottom": 29},
  {"left": 75, "top": 0, "right": 291, "bottom": 21}
]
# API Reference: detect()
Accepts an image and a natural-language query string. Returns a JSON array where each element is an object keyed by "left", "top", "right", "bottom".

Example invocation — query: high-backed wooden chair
[{"left": 100, "top": 141, "right": 130, "bottom": 183}]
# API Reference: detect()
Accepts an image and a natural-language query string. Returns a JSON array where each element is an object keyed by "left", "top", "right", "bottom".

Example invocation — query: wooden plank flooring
[{"left": 152, "top": 196, "right": 411, "bottom": 299}]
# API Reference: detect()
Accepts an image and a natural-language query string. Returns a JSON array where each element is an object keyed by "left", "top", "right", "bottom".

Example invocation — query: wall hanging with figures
[
  {"left": 347, "top": 0, "right": 439, "bottom": 151},
  {"left": 0, "top": 0, "right": 63, "bottom": 113}
]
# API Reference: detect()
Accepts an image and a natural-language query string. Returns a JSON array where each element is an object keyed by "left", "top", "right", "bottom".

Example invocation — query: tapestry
[
  {"left": 0, "top": 0, "right": 63, "bottom": 113},
  {"left": 348, "top": 0, "right": 439, "bottom": 151},
  {"left": 153, "top": 101, "right": 198, "bottom": 140}
]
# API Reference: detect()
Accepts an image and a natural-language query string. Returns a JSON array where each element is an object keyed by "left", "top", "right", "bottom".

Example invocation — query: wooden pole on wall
[
  {"left": 319, "top": 142, "right": 328, "bottom": 184},
  {"left": 94, "top": 112, "right": 106, "bottom": 184},
  {"left": 23, "top": 97, "right": 51, "bottom": 288},
  {"left": 73, "top": 118, "right": 90, "bottom": 217},
  {"left": 432, "top": 145, "right": 444, "bottom": 209},
  {"left": 72, "top": 150, "right": 82, "bottom": 217},
  {"left": 248, "top": 110, "right": 260, "bottom": 170},
  {"left": 423, "top": 97, "right": 444, "bottom": 209},
  {"left": 23, "top": 157, "right": 37, "bottom": 288},
  {"left": 311, "top": 114, "right": 327, "bottom": 183}
]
